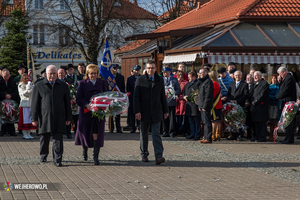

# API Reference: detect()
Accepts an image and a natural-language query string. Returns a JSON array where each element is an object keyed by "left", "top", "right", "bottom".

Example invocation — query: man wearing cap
[
  {"left": 134, "top": 60, "right": 168, "bottom": 165},
  {"left": 13, "top": 64, "right": 26, "bottom": 84},
  {"left": 162, "top": 65, "right": 180, "bottom": 137},
  {"left": 227, "top": 62, "right": 236, "bottom": 73},
  {"left": 35, "top": 68, "right": 46, "bottom": 84},
  {"left": 126, "top": 65, "right": 141, "bottom": 133},
  {"left": 66, "top": 64, "right": 77, "bottom": 85},
  {"left": 217, "top": 67, "right": 234, "bottom": 103},
  {"left": 203, "top": 63, "right": 212, "bottom": 72},
  {"left": 111, "top": 64, "right": 125, "bottom": 133}
]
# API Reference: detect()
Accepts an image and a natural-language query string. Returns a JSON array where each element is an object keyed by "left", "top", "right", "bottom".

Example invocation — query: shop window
[
  {"left": 33, "top": 24, "right": 45, "bottom": 45},
  {"left": 158, "top": 39, "right": 170, "bottom": 54},
  {"left": 35, "top": 0, "right": 43, "bottom": 9}
]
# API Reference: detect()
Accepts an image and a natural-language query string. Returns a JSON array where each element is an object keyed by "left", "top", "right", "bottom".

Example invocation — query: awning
[
  {"left": 208, "top": 53, "right": 300, "bottom": 64},
  {"left": 163, "top": 53, "right": 206, "bottom": 64}
]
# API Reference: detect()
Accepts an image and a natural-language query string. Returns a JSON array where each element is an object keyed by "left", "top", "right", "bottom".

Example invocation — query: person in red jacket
[
  {"left": 173, "top": 63, "right": 188, "bottom": 81},
  {"left": 208, "top": 71, "right": 223, "bottom": 141}
]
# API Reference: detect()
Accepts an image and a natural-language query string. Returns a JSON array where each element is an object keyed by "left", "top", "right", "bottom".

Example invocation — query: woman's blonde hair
[
  {"left": 20, "top": 73, "right": 28, "bottom": 84},
  {"left": 208, "top": 71, "right": 219, "bottom": 83},
  {"left": 84, "top": 64, "right": 100, "bottom": 80}
]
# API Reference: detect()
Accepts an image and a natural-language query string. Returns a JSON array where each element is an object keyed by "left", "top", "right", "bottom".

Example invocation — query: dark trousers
[
  {"left": 1, "top": 123, "right": 15, "bottom": 135},
  {"left": 163, "top": 106, "right": 176, "bottom": 134},
  {"left": 201, "top": 110, "right": 212, "bottom": 141},
  {"left": 188, "top": 116, "right": 201, "bottom": 138},
  {"left": 245, "top": 111, "right": 255, "bottom": 138},
  {"left": 140, "top": 121, "right": 163, "bottom": 159},
  {"left": 285, "top": 117, "right": 296, "bottom": 143},
  {"left": 130, "top": 113, "right": 140, "bottom": 132},
  {"left": 110, "top": 115, "right": 122, "bottom": 132},
  {"left": 254, "top": 121, "right": 267, "bottom": 140},
  {"left": 40, "top": 132, "right": 63, "bottom": 163}
]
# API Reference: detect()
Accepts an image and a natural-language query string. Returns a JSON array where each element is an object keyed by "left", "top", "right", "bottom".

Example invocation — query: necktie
[{"left": 236, "top": 82, "right": 239, "bottom": 88}]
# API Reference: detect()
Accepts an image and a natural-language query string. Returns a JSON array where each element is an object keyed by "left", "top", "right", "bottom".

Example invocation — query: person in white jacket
[{"left": 18, "top": 74, "right": 37, "bottom": 139}]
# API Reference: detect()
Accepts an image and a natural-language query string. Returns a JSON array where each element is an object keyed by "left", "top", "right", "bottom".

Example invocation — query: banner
[
  {"left": 100, "top": 38, "right": 117, "bottom": 91},
  {"left": 28, "top": 51, "right": 36, "bottom": 82}
]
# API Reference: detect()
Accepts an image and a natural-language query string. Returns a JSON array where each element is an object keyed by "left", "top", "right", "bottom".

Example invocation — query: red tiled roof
[
  {"left": 106, "top": 0, "right": 157, "bottom": 20},
  {"left": 114, "top": 39, "right": 150, "bottom": 53},
  {"left": 155, "top": 0, "right": 300, "bottom": 33}
]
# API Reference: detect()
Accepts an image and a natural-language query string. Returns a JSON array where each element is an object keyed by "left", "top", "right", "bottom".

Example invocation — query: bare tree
[{"left": 26, "top": 0, "right": 157, "bottom": 64}]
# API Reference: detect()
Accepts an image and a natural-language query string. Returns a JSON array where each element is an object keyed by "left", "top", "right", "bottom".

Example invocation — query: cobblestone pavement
[{"left": 0, "top": 122, "right": 300, "bottom": 199}]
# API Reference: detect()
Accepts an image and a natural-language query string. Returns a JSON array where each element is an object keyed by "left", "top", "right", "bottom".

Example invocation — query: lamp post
[{"left": 26, "top": 34, "right": 31, "bottom": 69}]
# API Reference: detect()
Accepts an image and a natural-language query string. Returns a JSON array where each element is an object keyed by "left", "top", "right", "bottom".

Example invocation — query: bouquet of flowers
[
  {"left": 85, "top": 91, "right": 129, "bottom": 121},
  {"left": 273, "top": 101, "right": 299, "bottom": 141},
  {"left": 0, "top": 100, "right": 19, "bottom": 123},
  {"left": 222, "top": 102, "right": 246, "bottom": 131},
  {"left": 68, "top": 84, "right": 79, "bottom": 115},
  {"left": 165, "top": 86, "right": 175, "bottom": 103},
  {"left": 188, "top": 88, "right": 199, "bottom": 104}
]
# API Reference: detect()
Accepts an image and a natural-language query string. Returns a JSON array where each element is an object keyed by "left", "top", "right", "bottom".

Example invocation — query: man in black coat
[
  {"left": 277, "top": 67, "right": 297, "bottom": 144},
  {"left": 0, "top": 69, "right": 19, "bottom": 136},
  {"left": 126, "top": 65, "right": 141, "bottom": 133},
  {"left": 134, "top": 60, "right": 168, "bottom": 165},
  {"left": 31, "top": 65, "right": 72, "bottom": 167},
  {"left": 110, "top": 64, "right": 125, "bottom": 133},
  {"left": 250, "top": 71, "right": 269, "bottom": 142},
  {"left": 198, "top": 68, "right": 214, "bottom": 143},
  {"left": 245, "top": 74, "right": 255, "bottom": 139},
  {"left": 66, "top": 64, "right": 78, "bottom": 85},
  {"left": 183, "top": 71, "right": 201, "bottom": 140},
  {"left": 226, "top": 70, "right": 249, "bottom": 140}
]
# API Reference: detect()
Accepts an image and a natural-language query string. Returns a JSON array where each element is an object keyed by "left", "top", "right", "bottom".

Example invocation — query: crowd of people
[{"left": 0, "top": 60, "right": 299, "bottom": 167}]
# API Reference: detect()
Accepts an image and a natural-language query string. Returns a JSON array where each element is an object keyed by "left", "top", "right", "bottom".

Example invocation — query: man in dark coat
[
  {"left": 13, "top": 64, "right": 26, "bottom": 84},
  {"left": 226, "top": 70, "right": 249, "bottom": 140},
  {"left": 245, "top": 74, "right": 255, "bottom": 139},
  {"left": 66, "top": 64, "right": 78, "bottom": 85},
  {"left": 250, "top": 71, "right": 269, "bottom": 142},
  {"left": 31, "top": 65, "right": 72, "bottom": 167},
  {"left": 198, "top": 68, "right": 214, "bottom": 143},
  {"left": 77, "top": 62, "right": 85, "bottom": 81},
  {"left": 134, "top": 60, "right": 168, "bottom": 165},
  {"left": 277, "top": 67, "right": 297, "bottom": 144},
  {"left": 183, "top": 71, "right": 201, "bottom": 140},
  {"left": 162, "top": 65, "right": 181, "bottom": 137},
  {"left": 126, "top": 65, "right": 141, "bottom": 133},
  {"left": 0, "top": 69, "right": 19, "bottom": 136},
  {"left": 110, "top": 64, "right": 125, "bottom": 133}
]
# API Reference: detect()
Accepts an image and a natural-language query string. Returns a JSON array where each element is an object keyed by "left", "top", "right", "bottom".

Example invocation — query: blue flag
[{"left": 100, "top": 38, "right": 117, "bottom": 91}]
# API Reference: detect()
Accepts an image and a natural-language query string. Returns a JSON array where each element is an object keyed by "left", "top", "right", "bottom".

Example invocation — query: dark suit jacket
[
  {"left": 126, "top": 75, "right": 139, "bottom": 115},
  {"left": 250, "top": 79, "right": 269, "bottom": 122},
  {"left": 0, "top": 77, "right": 19, "bottom": 103},
  {"left": 183, "top": 80, "right": 200, "bottom": 116},
  {"left": 198, "top": 74, "right": 214, "bottom": 111},
  {"left": 31, "top": 78, "right": 72, "bottom": 134},
  {"left": 227, "top": 80, "right": 249, "bottom": 107},
  {"left": 115, "top": 73, "right": 125, "bottom": 93},
  {"left": 134, "top": 72, "right": 168, "bottom": 122},
  {"left": 277, "top": 73, "right": 297, "bottom": 110}
]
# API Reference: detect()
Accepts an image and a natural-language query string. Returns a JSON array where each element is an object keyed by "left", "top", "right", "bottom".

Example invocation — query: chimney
[{"left": 133, "top": 0, "right": 138, "bottom": 5}]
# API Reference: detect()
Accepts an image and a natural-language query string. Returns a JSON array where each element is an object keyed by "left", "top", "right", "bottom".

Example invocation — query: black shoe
[
  {"left": 237, "top": 135, "right": 244, "bottom": 141},
  {"left": 67, "top": 134, "right": 72, "bottom": 139},
  {"left": 280, "top": 140, "right": 286, "bottom": 143},
  {"left": 0, "top": 131, "right": 3, "bottom": 137},
  {"left": 281, "top": 141, "right": 294, "bottom": 144},
  {"left": 251, "top": 138, "right": 257, "bottom": 142},
  {"left": 256, "top": 139, "right": 266, "bottom": 142},
  {"left": 186, "top": 135, "right": 194, "bottom": 139},
  {"left": 142, "top": 156, "right": 149, "bottom": 162},
  {"left": 297, "top": 136, "right": 300, "bottom": 139},
  {"left": 130, "top": 130, "right": 136, "bottom": 133},
  {"left": 156, "top": 157, "right": 165, "bottom": 165},
  {"left": 54, "top": 162, "right": 62, "bottom": 167},
  {"left": 226, "top": 137, "right": 236, "bottom": 140},
  {"left": 117, "top": 130, "right": 123, "bottom": 133},
  {"left": 9, "top": 132, "right": 17, "bottom": 136},
  {"left": 82, "top": 146, "right": 88, "bottom": 161},
  {"left": 162, "top": 133, "right": 170, "bottom": 137},
  {"left": 40, "top": 158, "right": 47, "bottom": 162},
  {"left": 193, "top": 137, "right": 200, "bottom": 140},
  {"left": 170, "top": 133, "right": 177, "bottom": 137},
  {"left": 93, "top": 145, "right": 100, "bottom": 165}
]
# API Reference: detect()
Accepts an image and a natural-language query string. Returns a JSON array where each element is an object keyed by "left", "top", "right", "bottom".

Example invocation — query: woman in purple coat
[{"left": 75, "top": 64, "right": 107, "bottom": 165}]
